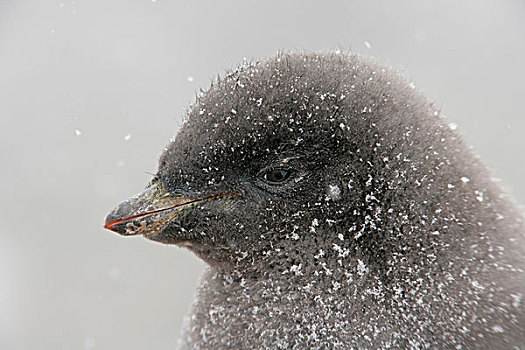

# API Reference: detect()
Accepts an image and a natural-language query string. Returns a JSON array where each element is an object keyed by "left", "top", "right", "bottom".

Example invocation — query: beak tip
[
  {"left": 103, "top": 209, "right": 124, "bottom": 234},
  {"left": 103, "top": 221, "right": 116, "bottom": 233}
]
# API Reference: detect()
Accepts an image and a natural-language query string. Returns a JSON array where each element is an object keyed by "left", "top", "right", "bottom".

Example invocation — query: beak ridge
[{"left": 104, "top": 183, "right": 193, "bottom": 236}]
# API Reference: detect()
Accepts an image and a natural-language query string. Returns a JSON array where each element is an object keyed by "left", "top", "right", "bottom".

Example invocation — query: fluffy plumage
[{"left": 106, "top": 52, "right": 525, "bottom": 349}]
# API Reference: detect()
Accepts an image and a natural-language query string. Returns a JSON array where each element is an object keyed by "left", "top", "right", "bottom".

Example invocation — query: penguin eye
[{"left": 261, "top": 167, "right": 292, "bottom": 185}]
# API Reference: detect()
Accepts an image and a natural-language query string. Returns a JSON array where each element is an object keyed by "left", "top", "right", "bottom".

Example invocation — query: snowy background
[{"left": 1, "top": 0, "right": 524, "bottom": 349}]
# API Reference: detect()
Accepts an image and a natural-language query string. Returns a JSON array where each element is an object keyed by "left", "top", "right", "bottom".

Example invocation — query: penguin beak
[
  {"left": 104, "top": 182, "right": 196, "bottom": 236},
  {"left": 104, "top": 182, "right": 241, "bottom": 237}
]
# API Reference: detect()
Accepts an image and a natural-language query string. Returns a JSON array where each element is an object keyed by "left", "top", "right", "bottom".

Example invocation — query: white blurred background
[{"left": 1, "top": 1, "right": 524, "bottom": 349}]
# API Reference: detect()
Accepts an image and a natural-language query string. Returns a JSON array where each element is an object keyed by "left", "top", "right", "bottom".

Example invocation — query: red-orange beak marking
[{"left": 104, "top": 182, "right": 240, "bottom": 237}]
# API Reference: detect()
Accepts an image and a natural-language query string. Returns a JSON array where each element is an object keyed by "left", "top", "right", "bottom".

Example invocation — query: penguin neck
[{"left": 181, "top": 266, "right": 368, "bottom": 348}]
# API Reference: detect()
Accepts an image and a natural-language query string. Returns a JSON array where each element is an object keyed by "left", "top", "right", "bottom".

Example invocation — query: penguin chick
[{"left": 105, "top": 52, "right": 525, "bottom": 349}]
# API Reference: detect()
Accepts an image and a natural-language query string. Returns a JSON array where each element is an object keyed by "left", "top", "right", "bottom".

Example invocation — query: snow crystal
[
  {"left": 290, "top": 264, "right": 303, "bottom": 275},
  {"left": 447, "top": 184, "right": 455, "bottom": 189},
  {"left": 492, "top": 325, "right": 504, "bottom": 333},
  {"left": 310, "top": 218, "right": 319, "bottom": 233},
  {"left": 187, "top": 76, "right": 194, "bottom": 82},
  {"left": 475, "top": 191, "right": 484, "bottom": 202},
  {"left": 327, "top": 184, "right": 341, "bottom": 201},
  {"left": 448, "top": 122, "right": 458, "bottom": 131},
  {"left": 471, "top": 280, "right": 484, "bottom": 290},
  {"left": 364, "top": 41, "right": 372, "bottom": 49},
  {"left": 461, "top": 177, "right": 470, "bottom": 183},
  {"left": 124, "top": 133, "right": 132, "bottom": 141},
  {"left": 511, "top": 293, "right": 522, "bottom": 308},
  {"left": 365, "top": 174, "right": 373, "bottom": 187},
  {"left": 357, "top": 259, "right": 367, "bottom": 276},
  {"left": 291, "top": 226, "right": 300, "bottom": 240},
  {"left": 314, "top": 249, "right": 325, "bottom": 260},
  {"left": 74, "top": 129, "right": 82, "bottom": 136}
]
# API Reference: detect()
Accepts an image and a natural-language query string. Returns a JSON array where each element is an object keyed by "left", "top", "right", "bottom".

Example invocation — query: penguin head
[{"left": 105, "top": 52, "right": 449, "bottom": 276}]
